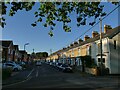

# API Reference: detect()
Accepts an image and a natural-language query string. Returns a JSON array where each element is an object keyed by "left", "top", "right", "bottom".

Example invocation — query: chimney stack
[
  {"left": 104, "top": 25, "right": 112, "bottom": 33},
  {"left": 92, "top": 31, "right": 99, "bottom": 38},
  {"left": 84, "top": 35, "right": 90, "bottom": 41},
  {"left": 78, "top": 39, "right": 83, "bottom": 44},
  {"left": 70, "top": 43, "right": 73, "bottom": 47},
  {"left": 74, "top": 41, "right": 78, "bottom": 45}
]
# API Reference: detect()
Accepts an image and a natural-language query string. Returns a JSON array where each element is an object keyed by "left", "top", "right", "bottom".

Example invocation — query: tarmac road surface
[{"left": 2, "top": 63, "right": 120, "bottom": 90}]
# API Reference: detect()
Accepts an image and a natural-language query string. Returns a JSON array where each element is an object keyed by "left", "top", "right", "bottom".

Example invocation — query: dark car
[{"left": 56, "top": 63, "right": 62, "bottom": 69}]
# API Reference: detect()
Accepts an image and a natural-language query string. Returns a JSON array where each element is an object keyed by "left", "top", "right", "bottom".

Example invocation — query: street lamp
[{"left": 24, "top": 43, "right": 29, "bottom": 51}]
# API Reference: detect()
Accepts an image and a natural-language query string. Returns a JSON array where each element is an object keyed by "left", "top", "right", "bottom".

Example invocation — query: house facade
[
  {"left": 1, "top": 40, "right": 15, "bottom": 61},
  {"left": 13, "top": 45, "right": 20, "bottom": 62},
  {"left": 19, "top": 50, "right": 28, "bottom": 62},
  {"left": 46, "top": 25, "right": 120, "bottom": 74}
]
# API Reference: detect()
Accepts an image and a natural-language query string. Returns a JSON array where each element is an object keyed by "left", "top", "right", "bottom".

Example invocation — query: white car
[
  {"left": 3, "top": 62, "right": 22, "bottom": 71},
  {"left": 36, "top": 61, "right": 41, "bottom": 66},
  {"left": 59, "top": 64, "right": 73, "bottom": 72}
]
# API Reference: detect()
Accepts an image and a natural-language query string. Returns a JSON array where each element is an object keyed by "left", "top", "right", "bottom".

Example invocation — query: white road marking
[
  {"left": 27, "top": 68, "right": 34, "bottom": 78},
  {"left": 36, "top": 70, "right": 38, "bottom": 77}
]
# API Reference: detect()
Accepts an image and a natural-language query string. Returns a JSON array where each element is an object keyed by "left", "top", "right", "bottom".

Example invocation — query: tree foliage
[
  {"left": 0, "top": 2, "right": 118, "bottom": 36},
  {"left": 36, "top": 52, "right": 48, "bottom": 59}
]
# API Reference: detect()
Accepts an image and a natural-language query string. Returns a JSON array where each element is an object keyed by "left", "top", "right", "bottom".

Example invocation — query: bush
[{"left": 2, "top": 67, "right": 12, "bottom": 80}]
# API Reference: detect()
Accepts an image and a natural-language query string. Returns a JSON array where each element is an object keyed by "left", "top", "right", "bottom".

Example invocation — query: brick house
[
  {"left": 19, "top": 50, "right": 28, "bottom": 62},
  {"left": 1, "top": 40, "right": 14, "bottom": 61},
  {"left": 13, "top": 45, "right": 20, "bottom": 62}
]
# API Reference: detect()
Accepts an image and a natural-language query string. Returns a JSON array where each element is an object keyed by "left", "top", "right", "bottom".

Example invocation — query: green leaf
[
  {"left": 35, "top": 14, "right": 38, "bottom": 17},
  {"left": 101, "top": 12, "right": 106, "bottom": 17},
  {"left": 31, "top": 23, "right": 36, "bottom": 27},
  {"left": 77, "top": 23, "right": 80, "bottom": 27},
  {"left": 34, "top": 11, "right": 38, "bottom": 15},
  {"left": 89, "top": 21, "right": 95, "bottom": 26},
  {"left": 77, "top": 17, "right": 82, "bottom": 22},
  {"left": 44, "top": 23, "right": 47, "bottom": 27},
  {"left": 37, "top": 18, "right": 42, "bottom": 22},
  {"left": 95, "top": 13, "right": 100, "bottom": 19},
  {"left": 48, "top": 31, "right": 53, "bottom": 37},
  {"left": 80, "top": 19, "right": 86, "bottom": 25},
  {"left": 50, "top": 26, "right": 54, "bottom": 30},
  {"left": 2, "top": 17, "right": 5, "bottom": 21}
]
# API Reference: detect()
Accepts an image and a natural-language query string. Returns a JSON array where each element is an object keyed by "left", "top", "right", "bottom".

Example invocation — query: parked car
[
  {"left": 36, "top": 61, "right": 41, "bottom": 66},
  {"left": 56, "top": 63, "right": 62, "bottom": 69},
  {"left": 17, "top": 61, "right": 26, "bottom": 69},
  {"left": 52, "top": 62, "right": 56, "bottom": 67},
  {"left": 59, "top": 64, "right": 73, "bottom": 72},
  {"left": 49, "top": 62, "right": 53, "bottom": 66},
  {"left": 3, "top": 62, "right": 22, "bottom": 71}
]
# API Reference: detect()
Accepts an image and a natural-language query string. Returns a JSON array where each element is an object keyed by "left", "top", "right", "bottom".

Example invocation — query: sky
[{"left": 1, "top": 2, "right": 119, "bottom": 55}]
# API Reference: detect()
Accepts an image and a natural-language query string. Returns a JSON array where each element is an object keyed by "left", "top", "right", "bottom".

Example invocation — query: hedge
[{"left": 2, "top": 67, "right": 12, "bottom": 80}]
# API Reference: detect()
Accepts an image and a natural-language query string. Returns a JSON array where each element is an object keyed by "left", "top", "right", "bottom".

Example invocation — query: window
[
  {"left": 97, "top": 43, "right": 101, "bottom": 54},
  {"left": 72, "top": 50, "right": 74, "bottom": 57},
  {"left": 78, "top": 48, "right": 80, "bottom": 56},
  {"left": 114, "top": 40, "right": 116, "bottom": 49},
  {"left": 98, "top": 58, "right": 101, "bottom": 62},
  {"left": 89, "top": 46, "right": 91, "bottom": 55},
  {"left": 102, "top": 58, "right": 105, "bottom": 63},
  {"left": 98, "top": 58, "right": 105, "bottom": 63}
]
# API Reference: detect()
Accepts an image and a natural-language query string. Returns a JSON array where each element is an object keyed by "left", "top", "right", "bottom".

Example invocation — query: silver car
[{"left": 3, "top": 62, "right": 22, "bottom": 71}]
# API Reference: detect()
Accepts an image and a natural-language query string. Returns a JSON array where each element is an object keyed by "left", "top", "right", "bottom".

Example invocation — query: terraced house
[{"left": 46, "top": 25, "right": 120, "bottom": 74}]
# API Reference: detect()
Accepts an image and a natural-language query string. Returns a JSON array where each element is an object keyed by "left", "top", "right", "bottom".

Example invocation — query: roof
[
  {"left": 0, "top": 40, "right": 13, "bottom": 48},
  {"left": 14, "top": 45, "right": 19, "bottom": 50},
  {"left": 104, "top": 26, "right": 120, "bottom": 39},
  {"left": 70, "top": 25, "right": 120, "bottom": 49},
  {"left": 19, "top": 50, "right": 27, "bottom": 54},
  {"left": 51, "top": 25, "right": 120, "bottom": 55}
]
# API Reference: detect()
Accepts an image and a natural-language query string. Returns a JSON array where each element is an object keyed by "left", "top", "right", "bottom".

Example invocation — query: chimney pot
[
  {"left": 74, "top": 41, "right": 78, "bottom": 45},
  {"left": 92, "top": 31, "right": 99, "bottom": 38},
  {"left": 78, "top": 39, "right": 83, "bottom": 44},
  {"left": 84, "top": 35, "right": 90, "bottom": 41},
  {"left": 104, "top": 25, "right": 112, "bottom": 33}
]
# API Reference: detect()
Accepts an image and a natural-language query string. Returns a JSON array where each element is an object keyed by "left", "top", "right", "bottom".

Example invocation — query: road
[{"left": 2, "top": 63, "right": 120, "bottom": 89}]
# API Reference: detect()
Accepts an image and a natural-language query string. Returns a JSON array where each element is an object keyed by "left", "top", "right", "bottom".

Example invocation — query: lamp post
[
  {"left": 22, "top": 43, "right": 29, "bottom": 62},
  {"left": 24, "top": 43, "right": 29, "bottom": 51}
]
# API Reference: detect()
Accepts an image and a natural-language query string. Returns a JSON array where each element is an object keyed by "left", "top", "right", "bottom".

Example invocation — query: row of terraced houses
[
  {"left": 0, "top": 40, "right": 32, "bottom": 63},
  {"left": 46, "top": 25, "right": 120, "bottom": 75}
]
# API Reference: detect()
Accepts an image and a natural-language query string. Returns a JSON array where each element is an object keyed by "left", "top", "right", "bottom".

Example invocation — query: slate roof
[
  {"left": 19, "top": 50, "right": 27, "bottom": 54},
  {"left": 69, "top": 25, "right": 120, "bottom": 49},
  {"left": 50, "top": 25, "right": 120, "bottom": 55}
]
